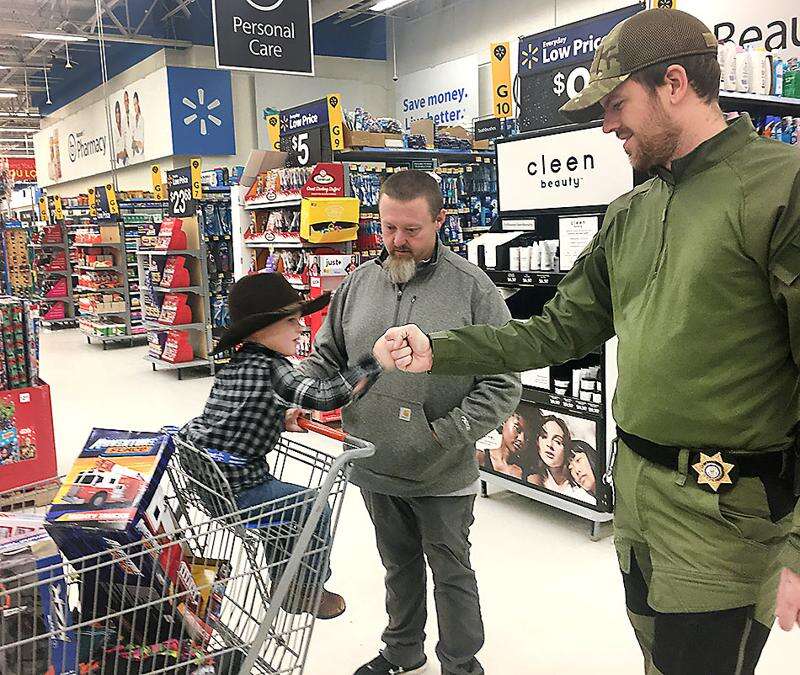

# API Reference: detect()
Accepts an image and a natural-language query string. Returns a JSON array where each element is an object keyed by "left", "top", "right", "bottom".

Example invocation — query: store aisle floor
[{"left": 41, "top": 329, "right": 796, "bottom": 674}]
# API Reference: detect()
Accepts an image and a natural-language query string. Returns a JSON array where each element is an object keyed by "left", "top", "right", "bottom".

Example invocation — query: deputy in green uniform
[{"left": 378, "top": 8, "right": 800, "bottom": 675}]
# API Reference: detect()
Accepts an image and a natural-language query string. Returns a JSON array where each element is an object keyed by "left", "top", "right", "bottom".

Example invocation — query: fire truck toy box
[
  {"left": 0, "top": 530, "right": 81, "bottom": 675},
  {"left": 45, "top": 429, "right": 174, "bottom": 532},
  {"left": 0, "top": 383, "right": 57, "bottom": 493}
]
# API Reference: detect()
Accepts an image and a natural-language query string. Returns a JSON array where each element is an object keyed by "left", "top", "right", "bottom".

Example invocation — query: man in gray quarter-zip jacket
[{"left": 297, "top": 170, "right": 520, "bottom": 675}]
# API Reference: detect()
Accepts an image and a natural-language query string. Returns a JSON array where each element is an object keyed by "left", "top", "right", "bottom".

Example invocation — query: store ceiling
[{"left": 0, "top": 0, "right": 392, "bottom": 156}]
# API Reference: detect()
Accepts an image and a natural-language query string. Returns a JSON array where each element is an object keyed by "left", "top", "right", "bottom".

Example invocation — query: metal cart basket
[{"left": 0, "top": 419, "right": 373, "bottom": 674}]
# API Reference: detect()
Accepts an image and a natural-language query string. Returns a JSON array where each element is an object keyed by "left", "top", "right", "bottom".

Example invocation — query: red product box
[
  {"left": 161, "top": 256, "right": 190, "bottom": 288},
  {"left": 45, "top": 278, "right": 68, "bottom": 298},
  {"left": 42, "top": 302, "right": 66, "bottom": 321},
  {"left": 155, "top": 218, "right": 188, "bottom": 251},
  {"left": 0, "top": 383, "right": 57, "bottom": 492},
  {"left": 42, "top": 226, "right": 64, "bottom": 244},
  {"left": 44, "top": 251, "right": 68, "bottom": 271},
  {"left": 158, "top": 293, "right": 192, "bottom": 326},
  {"left": 162, "top": 330, "right": 194, "bottom": 364}
]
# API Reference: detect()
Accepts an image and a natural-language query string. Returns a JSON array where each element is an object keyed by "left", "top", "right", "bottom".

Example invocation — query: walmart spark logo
[
  {"left": 521, "top": 44, "right": 539, "bottom": 70},
  {"left": 182, "top": 88, "right": 223, "bottom": 137}
]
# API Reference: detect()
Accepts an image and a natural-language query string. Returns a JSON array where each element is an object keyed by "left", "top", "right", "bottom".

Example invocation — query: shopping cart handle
[
  {"left": 296, "top": 418, "right": 375, "bottom": 459},
  {"left": 297, "top": 418, "right": 347, "bottom": 441}
]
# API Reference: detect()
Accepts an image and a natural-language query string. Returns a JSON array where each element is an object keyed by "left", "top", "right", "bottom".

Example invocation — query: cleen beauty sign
[{"left": 212, "top": 0, "right": 314, "bottom": 75}]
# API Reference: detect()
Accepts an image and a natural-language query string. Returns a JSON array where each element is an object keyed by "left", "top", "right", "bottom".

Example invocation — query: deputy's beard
[{"left": 384, "top": 253, "right": 416, "bottom": 284}]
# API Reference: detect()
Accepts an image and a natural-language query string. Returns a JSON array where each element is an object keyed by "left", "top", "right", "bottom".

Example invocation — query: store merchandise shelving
[
  {"left": 133, "top": 187, "right": 233, "bottom": 377},
  {"left": 0, "top": 221, "right": 34, "bottom": 300},
  {"left": 473, "top": 122, "right": 625, "bottom": 540},
  {"left": 340, "top": 149, "right": 498, "bottom": 260},
  {"left": 29, "top": 203, "right": 77, "bottom": 329},
  {"left": 72, "top": 209, "right": 144, "bottom": 348}
]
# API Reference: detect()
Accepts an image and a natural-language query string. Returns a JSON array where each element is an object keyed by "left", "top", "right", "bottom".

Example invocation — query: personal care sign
[
  {"left": 396, "top": 55, "right": 479, "bottom": 132},
  {"left": 497, "top": 126, "right": 633, "bottom": 213},
  {"left": 212, "top": 0, "right": 314, "bottom": 75}
]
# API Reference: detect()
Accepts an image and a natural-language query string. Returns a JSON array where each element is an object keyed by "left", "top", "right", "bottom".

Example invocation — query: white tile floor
[{"left": 41, "top": 329, "right": 796, "bottom": 674}]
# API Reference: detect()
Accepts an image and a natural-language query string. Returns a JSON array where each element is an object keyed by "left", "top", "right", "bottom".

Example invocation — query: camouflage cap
[{"left": 560, "top": 8, "right": 718, "bottom": 123}]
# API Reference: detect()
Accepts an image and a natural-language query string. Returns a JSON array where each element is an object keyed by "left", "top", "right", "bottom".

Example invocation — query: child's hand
[
  {"left": 284, "top": 408, "right": 307, "bottom": 432},
  {"left": 373, "top": 334, "right": 405, "bottom": 371}
]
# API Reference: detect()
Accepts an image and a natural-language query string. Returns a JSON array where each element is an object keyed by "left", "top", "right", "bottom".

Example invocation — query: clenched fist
[{"left": 382, "top": 324, "right": 433, "bottom": 373}]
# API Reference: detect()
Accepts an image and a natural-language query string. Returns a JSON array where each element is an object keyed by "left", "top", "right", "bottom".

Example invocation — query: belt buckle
[{"left": 691, "top": 450, "right": 738, "bottom": 493}]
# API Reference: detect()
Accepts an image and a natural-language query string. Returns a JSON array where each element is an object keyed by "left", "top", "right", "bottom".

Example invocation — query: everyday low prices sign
[
  {"left": 517, "top": 4, "right": 642, "bottom": 131},
  {"left": 396, "top": 55, "right": 479, "bottom": 132},
  {"left": 212, "top": 0, "right": 314, "bottom": 75}
]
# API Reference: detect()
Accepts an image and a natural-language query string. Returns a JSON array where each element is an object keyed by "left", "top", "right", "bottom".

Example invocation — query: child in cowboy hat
[{"left": 180, "top": 272, "right": 394, "bottom": 619}]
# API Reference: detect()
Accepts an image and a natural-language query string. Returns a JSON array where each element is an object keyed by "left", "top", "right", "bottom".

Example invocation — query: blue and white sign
[
  {"left": 168, "top": 67, "right": 236, "bottom": 156},
  {"left": 395, "top": 55, "right": 479, "bottom": 132},
  {"left": 518, "top": 4, "right": 641, "bottom": 75}
]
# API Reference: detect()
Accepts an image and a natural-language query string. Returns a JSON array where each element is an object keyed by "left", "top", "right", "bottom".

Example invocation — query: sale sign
[
  {"left": 6, "top": 158, "right": 36, "bottom": 184},
  {"left": 517, "top": 4, "right": 642, "bottom": 132}
]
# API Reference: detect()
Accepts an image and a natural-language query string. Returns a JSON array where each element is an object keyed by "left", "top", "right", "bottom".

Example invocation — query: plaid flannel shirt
[{"left": 180, "top": 341, "right": 382, "bottom": 494}]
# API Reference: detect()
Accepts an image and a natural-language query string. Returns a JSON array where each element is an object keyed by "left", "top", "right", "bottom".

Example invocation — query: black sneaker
[{"left": 354, "top": 653, "right": 427, "bottom": 675}]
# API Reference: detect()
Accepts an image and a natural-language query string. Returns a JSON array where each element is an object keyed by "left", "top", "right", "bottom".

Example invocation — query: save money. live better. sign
[{"left": 212, "top": 0, "right": 314, "bottom": 75}]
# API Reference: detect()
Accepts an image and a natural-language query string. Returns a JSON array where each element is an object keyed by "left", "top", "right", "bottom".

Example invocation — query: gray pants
[{"left": 361, "top": 490, "right": 484, "bottom": 675}]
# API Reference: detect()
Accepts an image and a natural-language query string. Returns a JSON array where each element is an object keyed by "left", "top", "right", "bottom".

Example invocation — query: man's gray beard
[{"left": 384, "top": 254, "right": 417, "bottom": 284}]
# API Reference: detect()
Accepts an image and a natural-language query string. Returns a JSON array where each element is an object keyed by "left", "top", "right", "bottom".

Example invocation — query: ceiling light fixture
[
  {"left": 42, "top": 61, "right": 51, "bottom": 105},
  {"left": 0, "top": 92, "right": 18, "bottom": 99},
  {"left": 371, "top": 0, "right": 413, "bottom": 12},
  {"left": 0, "top": 127, "right": 37, "bottom": 133},
  {"left": 24, "top": 32, "right": 88, "bottom": 42}
]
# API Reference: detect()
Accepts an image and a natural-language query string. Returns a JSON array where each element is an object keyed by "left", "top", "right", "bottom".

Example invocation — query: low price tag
[
  {"left": 167, "top": 167, "right": 196, "bottom": 218},
  {"left": 283, "top": 127, "right": 323, "bottom": 168}
]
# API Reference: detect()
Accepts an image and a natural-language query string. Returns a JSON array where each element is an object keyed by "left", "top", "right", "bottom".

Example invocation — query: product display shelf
[
  {"left": 720, "top": 91, "right": 800, "bottom": 109},
  {"left": 124, "top": 191, "right": 233, "bottom": 371},
  {"left": 75, "top": 217, "right": 144, "bottom": 349},
  {"left": 343, "top": 151, "right": 498, "bottom": 260},
  {"left": 474, "top": 125, "right": 626, "bottom": 540},
  {"left": 486, "top": 270, "right": 567, "bottom": 287},
  {"left": 1, "top": 221, "right": 34, "bottom": 298},
  {"left": 137, "top": 242, "right": 215, "bottom": 379},
  {"left": 31, "top": 205, "right": 78, "bottom": 329},
  {"left": 244, "top": 196, "right": 303, "bottom": 211}
]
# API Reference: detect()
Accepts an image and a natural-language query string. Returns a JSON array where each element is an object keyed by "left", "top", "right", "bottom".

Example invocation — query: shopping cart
[{"left": 0, "top": 419, "right": 374, "bottom": 675}]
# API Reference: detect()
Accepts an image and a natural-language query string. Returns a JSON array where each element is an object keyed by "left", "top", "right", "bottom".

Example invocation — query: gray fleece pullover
[{"left": 298, "top": 241, "right": 521, "bottom": 497}]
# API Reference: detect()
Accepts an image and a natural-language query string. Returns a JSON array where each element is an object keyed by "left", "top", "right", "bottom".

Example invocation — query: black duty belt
[{"left": 617, "top": 427, "right": 787, "bottom": 493}]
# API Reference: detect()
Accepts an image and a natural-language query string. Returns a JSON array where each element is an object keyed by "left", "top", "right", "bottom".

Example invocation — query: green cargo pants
[{"left": 612, "top": 439, "right": 797, "bottom": 674}]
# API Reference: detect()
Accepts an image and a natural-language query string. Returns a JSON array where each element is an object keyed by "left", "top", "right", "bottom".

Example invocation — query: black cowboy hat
[{"left": 212, "top": 273, "right": 330, "bottom": 355}]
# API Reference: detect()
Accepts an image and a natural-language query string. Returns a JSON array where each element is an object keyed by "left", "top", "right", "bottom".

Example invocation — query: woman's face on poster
[
  {"left": 569, "top": 451, "right": 596, "bottom": 494},
  {"left": 501, "top": 414, "right": 525, "bottom": 455},
  {"left": 537, "top": 420, "right": 565, "bottom": 468}
]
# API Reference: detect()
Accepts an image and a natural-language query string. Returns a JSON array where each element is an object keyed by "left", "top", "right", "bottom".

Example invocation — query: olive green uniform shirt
[{"left": 430, "top": 116, "right": 800, "bottom": 565}]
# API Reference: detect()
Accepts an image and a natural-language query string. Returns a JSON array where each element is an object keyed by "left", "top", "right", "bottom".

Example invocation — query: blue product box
[{"left": 0, "top": 531, "right": 80, "bottom": 674}]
